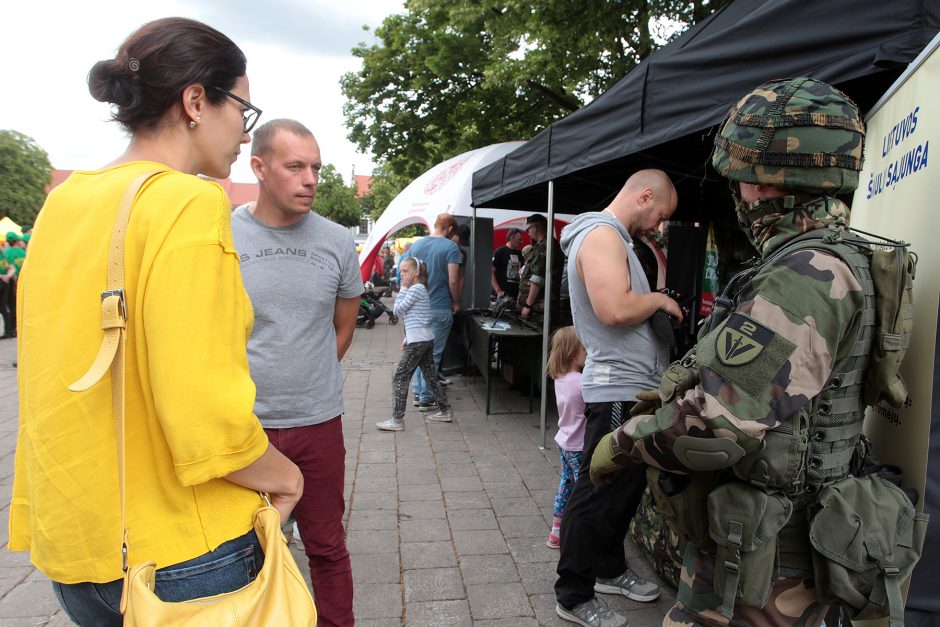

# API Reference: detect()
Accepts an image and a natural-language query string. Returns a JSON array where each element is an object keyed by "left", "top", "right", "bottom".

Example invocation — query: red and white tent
[{"left": 358, "top": 142, "right": 574, "bottom": 280}]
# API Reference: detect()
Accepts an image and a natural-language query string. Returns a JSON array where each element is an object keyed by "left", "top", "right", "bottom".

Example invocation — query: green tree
[
  {"left": 342, "top": 0, "right": 731, "bottom": 184},
  {"left": 359, "top": 163, "right": 410, "bottom": 222},
  {"left": 0, "top": 130, "right": 53, "bottom": 228},
  {"left": 314, "top": 164, "right": 362, "bottom": 227}
]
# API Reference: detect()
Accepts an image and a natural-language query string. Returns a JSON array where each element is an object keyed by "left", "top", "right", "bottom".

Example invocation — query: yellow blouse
[{"left": 9, "top": 161, "right": 268, "bottom": 583}]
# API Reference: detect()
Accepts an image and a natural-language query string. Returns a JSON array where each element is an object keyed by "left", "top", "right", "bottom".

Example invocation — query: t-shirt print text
[{"left": 240, "top": 247, "right": 338, "bottom": 272}]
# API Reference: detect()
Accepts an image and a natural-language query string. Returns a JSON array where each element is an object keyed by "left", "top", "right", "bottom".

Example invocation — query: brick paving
[{"left": 0, "top": 308, "right": 675, "bottom": 625}]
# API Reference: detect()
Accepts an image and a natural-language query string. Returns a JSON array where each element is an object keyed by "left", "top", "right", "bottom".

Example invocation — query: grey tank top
[{"left": 563, "top": 213, "right": 668, "bottom": 403}]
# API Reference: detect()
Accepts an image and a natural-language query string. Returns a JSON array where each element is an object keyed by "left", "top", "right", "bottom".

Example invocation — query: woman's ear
[{"left": 181, "top": 84, "right": 207, "bottom": 126}]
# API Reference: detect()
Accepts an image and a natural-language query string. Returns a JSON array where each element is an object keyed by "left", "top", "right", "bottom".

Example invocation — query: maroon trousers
[{"left": 265, "top": 417, "right": 352, "bottom": 627}]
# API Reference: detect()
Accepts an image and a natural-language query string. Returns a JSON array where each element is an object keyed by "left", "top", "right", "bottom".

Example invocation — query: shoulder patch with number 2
[{"left": 717, "top": 313, "right": 774, "bottom": 366}]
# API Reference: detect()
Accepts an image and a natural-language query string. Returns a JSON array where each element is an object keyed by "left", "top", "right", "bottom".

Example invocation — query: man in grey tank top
[{"left": 554, "top": 170, "right": 682, "bottom": 627}]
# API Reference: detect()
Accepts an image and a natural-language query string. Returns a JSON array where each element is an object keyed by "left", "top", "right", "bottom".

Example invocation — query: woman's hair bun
[{"left": 88, "top": 58, "right": 139, "bottom": 108}]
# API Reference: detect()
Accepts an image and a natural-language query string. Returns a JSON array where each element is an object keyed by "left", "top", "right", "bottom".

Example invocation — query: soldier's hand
[
  {"left": 630, "top": 388, "right": 661, "bottom": 417},
  {"left": 590, "top": 432, "right": 635, "bottom": 486}
]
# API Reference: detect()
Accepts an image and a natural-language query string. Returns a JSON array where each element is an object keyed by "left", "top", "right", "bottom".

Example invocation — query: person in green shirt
[
  {"left": 1, "top": 233, "right": 24, "bottom": 338},
  {"left": 0, "top": 246, "right": 11, "bottom": 339}
]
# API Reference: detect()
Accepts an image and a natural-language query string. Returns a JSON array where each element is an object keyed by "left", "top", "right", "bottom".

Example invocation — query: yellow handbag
[{"left": 69, "top": 171, "right": 317, "bottom": 626}]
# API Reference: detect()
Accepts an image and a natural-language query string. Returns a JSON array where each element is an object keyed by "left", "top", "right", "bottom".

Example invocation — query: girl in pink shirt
[{"left": 546, "top": 326, "right": 587, "bottom": 548}]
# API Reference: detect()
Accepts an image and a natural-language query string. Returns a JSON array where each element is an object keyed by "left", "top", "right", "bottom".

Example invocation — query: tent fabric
[
  {"left": 358, "top": 142, "right": 524, "bottom": 281},
  {"left": 357, "top": 142, "right": 576, "bottom": 281},
  {"left": 472, "top": 0, "right": 939, "bottom": 213},
  {"left": 0, "top": 217, "right": 23, "bottom": 238}
]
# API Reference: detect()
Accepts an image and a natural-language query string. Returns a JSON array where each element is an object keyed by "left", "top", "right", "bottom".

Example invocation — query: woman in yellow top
[{"left": 9, "top": 17, "right": 303, "bottom": 625}]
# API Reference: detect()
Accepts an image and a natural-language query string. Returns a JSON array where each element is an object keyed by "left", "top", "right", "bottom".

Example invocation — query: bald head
[
  {"left": 623, "top": 169, "right": 676, "bottom": 205},
  {"left": 610, "top": 169, "right": 677, "bottom": 236}
]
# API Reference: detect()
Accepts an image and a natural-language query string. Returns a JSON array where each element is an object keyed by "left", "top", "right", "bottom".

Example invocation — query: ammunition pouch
[
  {"left": 808, "top": 474, "right": 928, "bottom": 627},
  {"left": 646, "top": 467, "right": 717, "bottom": 551},
  {"left": 658, "top": 350, "right": 698, "bottom": 404},
  {"left": 708, "top": 482, "right": 793, "bottom": 617}
]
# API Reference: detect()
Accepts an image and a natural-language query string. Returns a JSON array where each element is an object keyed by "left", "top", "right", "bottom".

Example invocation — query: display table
[{"left": 465, "top": 314, "right": 542, "bottom": 415}]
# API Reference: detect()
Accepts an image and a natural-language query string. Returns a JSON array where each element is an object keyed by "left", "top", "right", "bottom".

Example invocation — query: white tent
[{"left": 358, "top": 142, "right": 575, "bottom": 279}]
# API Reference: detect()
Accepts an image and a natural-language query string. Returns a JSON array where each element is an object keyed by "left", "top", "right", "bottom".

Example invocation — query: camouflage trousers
[{"left": 664, "top": 545, "right": 828, "bottom": 627}]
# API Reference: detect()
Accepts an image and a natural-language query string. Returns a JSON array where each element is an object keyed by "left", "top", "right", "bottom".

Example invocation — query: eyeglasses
[{"left": 208, "top": 86, "right": 262, "bottom": 133}]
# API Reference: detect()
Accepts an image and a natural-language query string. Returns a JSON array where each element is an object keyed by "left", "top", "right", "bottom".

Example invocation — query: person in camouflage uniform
[
  {"left": 590, "top": 77, "right": 869, "bottom": 626},
  {"left": 517, "top": 213, "right": 563, "bottom": 324}
]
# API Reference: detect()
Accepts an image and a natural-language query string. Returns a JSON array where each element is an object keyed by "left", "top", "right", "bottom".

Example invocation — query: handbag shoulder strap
[{"left": 68, "top": 169, "right": 165, "bottom": 572}]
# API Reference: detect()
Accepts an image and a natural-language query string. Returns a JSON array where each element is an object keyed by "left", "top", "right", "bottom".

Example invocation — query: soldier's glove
[
  {"left": 630, "top": 388, "right": 661, "bottom": 417},
  {"left": 590, "top": 430, "right": 635, "bottom": 486},
  {"left": 630, "top": 351, "right": 699, "bottom": 417}
]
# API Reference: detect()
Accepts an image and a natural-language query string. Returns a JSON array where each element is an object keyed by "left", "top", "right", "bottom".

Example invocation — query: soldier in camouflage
[
  {"left": 590, "top": 77, "right": 869, "bottom": 626},
  {"left": 517, "top": 213, "right": 563, "bottom": 324}
]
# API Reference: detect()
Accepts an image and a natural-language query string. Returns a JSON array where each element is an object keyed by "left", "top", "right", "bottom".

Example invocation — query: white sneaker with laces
[{"left": 376, "top": 418, "right": 405, "bottom": 431}]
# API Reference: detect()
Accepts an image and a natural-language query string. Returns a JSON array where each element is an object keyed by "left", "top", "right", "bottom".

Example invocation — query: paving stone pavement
[{"left": 0, "top": 307, "right": 676, "bottom": 625}]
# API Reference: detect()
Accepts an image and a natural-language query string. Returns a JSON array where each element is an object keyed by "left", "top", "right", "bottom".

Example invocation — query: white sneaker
[
  {"left": 427, "top": 408, "right": 453, "bottom": 422},
  {"left": 376, "top": 418, "right": 405, "bottom": 431}
]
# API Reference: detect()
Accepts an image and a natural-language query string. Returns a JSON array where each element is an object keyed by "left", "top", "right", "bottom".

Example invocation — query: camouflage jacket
[
  {"left": 516, "top": 236, "right": 563, "bottom": 311},
  {"left": 618, "top": 198, "right": 865, "bottom": 473}
]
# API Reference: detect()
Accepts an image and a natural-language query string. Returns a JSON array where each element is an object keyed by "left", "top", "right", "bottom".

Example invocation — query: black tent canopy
[
  {"left": 468, "top": 0, "right": 938, "bottom": 449},
  {"left": 471, "top": 0, "right": 939, "bottom": 215}
]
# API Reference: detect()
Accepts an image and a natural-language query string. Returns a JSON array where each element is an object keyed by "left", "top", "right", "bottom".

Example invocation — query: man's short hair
[
  {"left": 251, "top": 119, "right": 315, "bottom": 158},
  {"left": 525, "top": 213, "right": 547, "bottom": 226},
  {"left": 507, "top": 228, "right": 523, "bottom": 239},
  {"left": 434, "top": 213, "right": 457, "bottom": 234},
  {"left": 456, "top": 224, "right": 471, "bottom": 246}
]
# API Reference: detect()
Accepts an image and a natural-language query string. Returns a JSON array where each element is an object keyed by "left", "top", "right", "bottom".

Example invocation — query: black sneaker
[
  {"left": 416, "top": 401, "right": 437, "bottom": 412},
  {"left": 437, "top": 374, "right": 451, "bottom": 386},
  {"left": 413, "top": 394, "right": 421, "bottom": 407}
]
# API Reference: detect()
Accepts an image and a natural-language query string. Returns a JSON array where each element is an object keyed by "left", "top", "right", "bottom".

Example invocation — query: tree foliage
[
  {"left": 358, "top": 162, "right": 411, "bottom": 222},
  {"left": 342, "top": 0, "right": 731, "bottom": 196},
  {"left": 314, "top": 164, "right": 362, "bottom": 227},
  {"left": 0, "top": 130, "right": 52, "bottom": 228}
]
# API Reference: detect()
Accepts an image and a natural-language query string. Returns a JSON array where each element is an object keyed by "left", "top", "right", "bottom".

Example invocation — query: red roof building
[{"left": 48, "top": 170, "right": 372, "bottom": 208}]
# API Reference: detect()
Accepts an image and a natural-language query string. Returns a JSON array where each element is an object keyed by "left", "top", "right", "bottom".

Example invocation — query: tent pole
[
  {"left": 470, "top": 207, "right": 476, "bottom": 308},
  {"left": 539, "top": 181, "right": 555, "bottom": 450}
]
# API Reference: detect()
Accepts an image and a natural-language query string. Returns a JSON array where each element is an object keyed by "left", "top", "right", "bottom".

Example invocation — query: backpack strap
[{"left": 864, "top": 538, "right": 904, "bottom": 627}]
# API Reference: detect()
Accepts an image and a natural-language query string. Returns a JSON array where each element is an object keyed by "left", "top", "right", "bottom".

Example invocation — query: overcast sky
[{"left": 2, "top": 0, "right": 404, "bottom": 183}]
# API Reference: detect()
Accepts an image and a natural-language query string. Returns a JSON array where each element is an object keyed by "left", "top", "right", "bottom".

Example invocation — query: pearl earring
[{"left": 189, "top": 120, "right": 197, "bottom": 129}]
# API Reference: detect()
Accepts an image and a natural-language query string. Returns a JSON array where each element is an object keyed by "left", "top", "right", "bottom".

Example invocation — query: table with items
[{"left": 465, "top": 313, "right": 543, "bottom": 415}]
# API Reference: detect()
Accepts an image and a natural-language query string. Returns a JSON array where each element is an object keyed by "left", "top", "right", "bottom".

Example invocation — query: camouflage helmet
[{"left": 711, "top": 77, "right": 865, "bottom": 193}]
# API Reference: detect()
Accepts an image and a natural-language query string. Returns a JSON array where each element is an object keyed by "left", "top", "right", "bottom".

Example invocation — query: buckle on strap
[{"left": 101, "top": 289, "right": 126, "bottom": 329}]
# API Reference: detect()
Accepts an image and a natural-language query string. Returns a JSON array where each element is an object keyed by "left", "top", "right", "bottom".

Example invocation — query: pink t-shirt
[{"left": 553, "top": 371, "right": 586, "bottom": 452}]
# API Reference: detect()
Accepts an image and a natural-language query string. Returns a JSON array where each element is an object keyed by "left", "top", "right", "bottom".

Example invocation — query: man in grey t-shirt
[{"left": 232, "top": 119, "right": 362, "bottom": 627}]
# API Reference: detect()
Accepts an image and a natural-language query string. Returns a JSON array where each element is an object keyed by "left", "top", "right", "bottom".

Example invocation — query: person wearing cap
[
  {"left": 517, "top": 213, "right": 564, "bottom": 324},
  {"left": 492, "top": 227, "right": 524, "bottom": 301}
]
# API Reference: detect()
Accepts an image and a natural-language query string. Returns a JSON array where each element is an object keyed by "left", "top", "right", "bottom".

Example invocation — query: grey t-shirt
[{"left": 232, "top": 206, "right": 363, "bottom": 428}]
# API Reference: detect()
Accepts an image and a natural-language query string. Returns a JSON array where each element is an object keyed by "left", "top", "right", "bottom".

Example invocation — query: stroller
[{"left": 357, "top": 282, "right": 399, "bottom": 329}]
